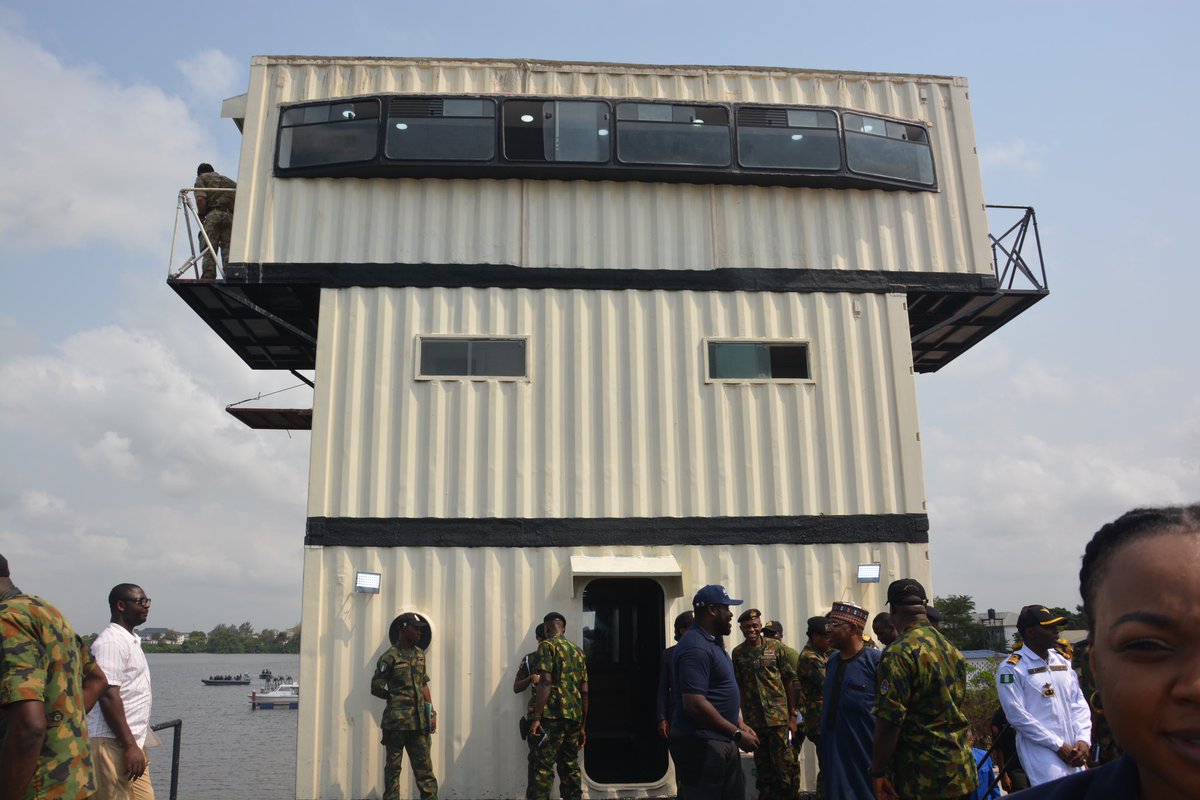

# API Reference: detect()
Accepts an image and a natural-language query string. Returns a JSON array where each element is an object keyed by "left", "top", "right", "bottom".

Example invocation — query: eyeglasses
[
  {"left": 121, "top": 597, "right": 152, "bottom": 607},
  {"left": 826, "top": 621, "right": 848, "bottom": 629}
]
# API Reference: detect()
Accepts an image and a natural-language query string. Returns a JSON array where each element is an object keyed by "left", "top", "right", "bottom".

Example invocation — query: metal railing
[
  {"left": 985, "top": 204, "right": 1048, "bottom": 293},
  {"left": 168, "top": 188, "right": 235, "bottom": 280},
  {"left": 150, "top": 718, "right": 183, "bottom": 800}
]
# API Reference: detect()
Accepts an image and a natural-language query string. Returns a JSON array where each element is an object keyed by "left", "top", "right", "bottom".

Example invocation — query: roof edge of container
[{"left": 248, "top": 55, "right": 965, "bottom": 86}]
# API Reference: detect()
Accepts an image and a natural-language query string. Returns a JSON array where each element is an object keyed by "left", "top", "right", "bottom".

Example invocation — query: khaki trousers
[{"left": 91, "top": 737, "right": 155, "bottom": 800}]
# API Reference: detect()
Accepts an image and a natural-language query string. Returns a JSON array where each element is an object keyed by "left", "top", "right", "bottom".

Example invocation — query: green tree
[
  {"left": 932, "top": 594, "right": 991, "bottom": 651},
  {"left": 181, "top": 630, "right": 208, "bottom": 653},
  {"left": 207, "top": 624, "right": 246, "bottom": 653}
]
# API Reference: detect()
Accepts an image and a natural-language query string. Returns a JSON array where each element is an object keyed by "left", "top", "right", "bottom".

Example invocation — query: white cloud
[
  {"left": 0, "top": 321, "right": 311, "bottom": 632},
  {"left": 922, "top": 353, "right": 1200, "bottom": 613},
  {"left": 979, "top": 139, "right": 1044, "bottom": 174},
  {"left": 0, "top": 25, "right": 209, "bottom": 254},
  {"left": 176, "top": 49, "right": 240, "bottom": 104},
  {"left": 78, "top": 431, "right": 140, "bottom": 480}
]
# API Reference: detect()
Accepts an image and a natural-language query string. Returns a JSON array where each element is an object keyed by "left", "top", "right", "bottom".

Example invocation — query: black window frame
[
  {"left": 274, "top": 93, "right": 936, "bottom": 192},
  {"left": 276, "top": 98, "right": 382, "bottom": 170},
  {"left": 414, "top": 335, "right": 530, "bottom": 381},
  {"left": 705, "top": 339, "right": 813, "bottom": 383}
]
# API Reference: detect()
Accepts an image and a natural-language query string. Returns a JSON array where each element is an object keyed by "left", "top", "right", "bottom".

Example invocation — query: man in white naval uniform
[{"left": 996, "top": 605, "right": 1091, "bottom": 786}]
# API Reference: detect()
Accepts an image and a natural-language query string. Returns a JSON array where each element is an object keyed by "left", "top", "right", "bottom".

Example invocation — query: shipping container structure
[{"left": 170, "top": 56, "right": 1047, "bottom": 799}]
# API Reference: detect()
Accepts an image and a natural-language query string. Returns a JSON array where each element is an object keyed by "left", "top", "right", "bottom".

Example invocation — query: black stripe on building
[{"left": 304, "top": 513, "right": 930, "bottom": 548}]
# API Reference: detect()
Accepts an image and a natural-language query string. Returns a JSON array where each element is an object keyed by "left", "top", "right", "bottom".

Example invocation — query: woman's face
[{"left": 1089, "top": 530, "right": 1200, "bottom": 800}]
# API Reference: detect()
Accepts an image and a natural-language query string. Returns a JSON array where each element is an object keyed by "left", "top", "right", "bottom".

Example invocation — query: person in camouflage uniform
[
  {"left": 526, "top": 611, "right": 588, "bottom": 800},
  {"left": 1070, "top": 639, "right": 1122, "bottom": 766},
  {"left": 371, "top": 612, "right": 438, "bottom": 800},
  {"left": 193, "top": 163, "right": 236, "bottom": 279},
  {"left": 732, "top": 609, "right": 798, "bottom": 800},
  {"left": 795, "top": 615, "right": 832, "bottom": 796},
  {"left": 761, "top": 621, "right": 802, "bottom": 760},
  {"left": 869, "top": 579, "right": 976, "bottom": 800},
  {"left": 0, "top": 552, "right": 106, "bottom": 800},
  {"left": 513, "top": 623, "right": 547, "bottom": 719}
]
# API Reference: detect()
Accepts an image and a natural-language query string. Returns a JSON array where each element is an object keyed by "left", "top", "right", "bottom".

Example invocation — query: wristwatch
[{"left": 732, "top": 729, "right": 743, "bottom": 742}]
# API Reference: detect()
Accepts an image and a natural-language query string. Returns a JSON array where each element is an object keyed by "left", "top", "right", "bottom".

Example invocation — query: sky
[{"left": 1, "top": 1, "right": 1196, "bottom": 636}]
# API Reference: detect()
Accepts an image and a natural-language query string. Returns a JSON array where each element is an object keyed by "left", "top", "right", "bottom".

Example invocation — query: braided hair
[{"left": 1079, "top": 503, "right": 1200, "bottom": 632}]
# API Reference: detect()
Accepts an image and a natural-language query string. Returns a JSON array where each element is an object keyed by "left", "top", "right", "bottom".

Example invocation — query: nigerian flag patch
[{"left": 1000, "top": 674, "right": 1015, "bottom": 684}]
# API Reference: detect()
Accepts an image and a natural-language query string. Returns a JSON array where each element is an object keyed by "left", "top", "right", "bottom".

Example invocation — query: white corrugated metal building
[{"left": 171, "top": 57, "right": 1047, "bottom": 798}]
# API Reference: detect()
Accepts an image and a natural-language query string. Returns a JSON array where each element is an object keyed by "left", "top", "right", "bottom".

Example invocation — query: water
[{"left": 145, "top": 653, "right": 300, "bottom": 800}]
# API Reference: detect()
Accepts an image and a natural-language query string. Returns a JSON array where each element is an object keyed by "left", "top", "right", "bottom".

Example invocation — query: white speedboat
[{"left": 249, "top": 678, "right": 299, "bottom": 709}]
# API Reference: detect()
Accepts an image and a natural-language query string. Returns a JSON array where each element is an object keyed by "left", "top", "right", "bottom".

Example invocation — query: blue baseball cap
[{"left": 692, "top": 584, "right": 744, "bottom": 608}]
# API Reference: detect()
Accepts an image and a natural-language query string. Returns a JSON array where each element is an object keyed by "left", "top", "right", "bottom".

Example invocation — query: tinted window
[
  {"left": 843, "top": 113, "right": 934, "bottom": 185},
  {"left": 278, "top": 101, "right": 380, "bottom": 168},
  {"left": 615, "top": 103, "right": 731, "bottom": 167},
  {"left": 736, "top": 107, "right": 841, "bottom": 170},
  {"left": 502, "top": 100, "right": 610, "bottom": 163},
  {"left": 385, "top": 97, "right": 496, "bottom": 161},
  {"left": 419, "top": 338, "right": 527, "bottom": 378},
  {"left": 708, "top": 341, "right": 810, "bottom": 380}
]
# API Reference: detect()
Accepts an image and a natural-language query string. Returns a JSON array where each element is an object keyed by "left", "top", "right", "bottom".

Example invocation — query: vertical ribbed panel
[
  {"left": 233, "top": 58, "right": 990, "bottom": 275},
  {"left": 296, "top": 541, "right": 930, "bottom": 799},
  {"left": 307, "top": 288, "right": 923, "bottom": 519}
]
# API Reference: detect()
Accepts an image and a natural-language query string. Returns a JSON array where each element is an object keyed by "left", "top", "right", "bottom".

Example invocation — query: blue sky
[{"left": 1, "top": 1, "right": 1196, "bottom": 634}]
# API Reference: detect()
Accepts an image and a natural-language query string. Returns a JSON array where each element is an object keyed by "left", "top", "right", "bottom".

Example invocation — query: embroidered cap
[{"left": 828, "top": 601, "right": 869, "bottom": 629}]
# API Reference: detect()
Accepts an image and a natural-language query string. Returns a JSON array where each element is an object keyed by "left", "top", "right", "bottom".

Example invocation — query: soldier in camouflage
[
  {"left": 762, "top": 620, "right": 804, "bottom": 769},
  {"left": 526, "top": 611, "right": 588, "bottom": 800},
  {"left": 869, "top": 579, "right": 976, "bottom": 800},
  {"left": 732, "top": 609, "right": 798, "bottom": 800},
  {"left": 371, "top": 612, "right": 438, "bottom": 800},
  {"left": 513, "top": 623, "right": 547, "bottom": 718},
  {"left": 193, "top": 163, "right": 237, "bottom": 279},
  {"left": 0, "top": 552, "right": 108, "bottom": 800},
  {"left": 795, "top": 615, "right": 832, "bottom": 797}
]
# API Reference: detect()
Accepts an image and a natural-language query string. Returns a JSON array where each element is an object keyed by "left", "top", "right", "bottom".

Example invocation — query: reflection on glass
[{"left": 419, "top": 339, "right": 526, "bottom": 378}]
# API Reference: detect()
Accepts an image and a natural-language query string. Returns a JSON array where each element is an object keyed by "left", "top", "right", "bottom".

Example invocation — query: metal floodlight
[
  {"left": 856, "top": 563, "right": 881, "bottom": 583},
  {"left": 354, "top": 571, "right": 382, "bottom": 594}
]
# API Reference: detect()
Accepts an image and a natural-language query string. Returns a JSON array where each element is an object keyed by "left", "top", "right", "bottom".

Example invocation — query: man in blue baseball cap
[{"left": 668, "top": 585, "right": 760, "bottom": 799}]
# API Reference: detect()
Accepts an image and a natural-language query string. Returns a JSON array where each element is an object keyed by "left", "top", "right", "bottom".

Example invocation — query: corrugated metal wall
[
  {"left": 297, "top": 541, "right": 931, "bottom": 799},
  {"left": 232, "top": 58, "right": 990, "bottom": 275},
  {"left": 307, "top": 287, "right": 924, "bottom": 520}
]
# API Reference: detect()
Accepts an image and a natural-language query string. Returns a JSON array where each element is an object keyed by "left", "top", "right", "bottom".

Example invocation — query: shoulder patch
[
  {"left": 1006, "top": 654, "right": 1021, "bottom": 665},
  {"left": 1000, "top": 673, "right": 1015, "bottom": 684},
  {"left": 879, "top": 679, "right": 889, "bottom": 695}
]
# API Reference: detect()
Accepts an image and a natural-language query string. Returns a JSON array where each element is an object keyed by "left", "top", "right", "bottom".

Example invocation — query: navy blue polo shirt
[{"left": 670, "top": 623, "right": 739, "bottom": 740}]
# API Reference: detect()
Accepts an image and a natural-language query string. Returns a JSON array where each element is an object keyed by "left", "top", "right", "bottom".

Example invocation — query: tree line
[{"left": 84, "top": 622, "right": 302, "bottom": 654}]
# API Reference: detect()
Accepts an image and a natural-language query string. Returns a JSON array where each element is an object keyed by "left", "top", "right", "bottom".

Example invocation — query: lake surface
[{"left": 145, "top": 653, "right": 299, "bottom": 800}]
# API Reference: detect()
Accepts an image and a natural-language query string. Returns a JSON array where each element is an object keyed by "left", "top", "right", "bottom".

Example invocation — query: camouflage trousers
[
  {"left": 381, "top": 729, "right": 438, "bottom": 800},
  {"left": 752, "top": 726, "right": 798, "bottom": 800},
  {"left": 525, "top": 718, "right": 582, "bottom": 800},
  {"left": 199, "top": 210, "right": 232, "bottom": 278}
]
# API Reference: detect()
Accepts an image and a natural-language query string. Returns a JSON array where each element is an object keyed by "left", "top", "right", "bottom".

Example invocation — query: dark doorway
[{"left": 581, "top": 578, "right": 668, "bottom": 784}]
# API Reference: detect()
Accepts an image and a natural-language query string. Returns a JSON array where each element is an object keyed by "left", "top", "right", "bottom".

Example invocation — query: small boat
[
  {"left": 259, "top": 668, "right": 273, "bottom": 679},
  {"left": 250, "top": 678, "right": 299, "bottom": 709},
  {"left": 201, "top": 673, "right": 251, "bottom": 686}
]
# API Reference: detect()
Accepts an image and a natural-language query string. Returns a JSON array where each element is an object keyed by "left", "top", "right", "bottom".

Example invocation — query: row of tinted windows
[
  {"left": 277, "top": 96, "right": 935, "bottom": 188},
  {"left": 417, "top": 337, "right": 810, "bottom": 382}
]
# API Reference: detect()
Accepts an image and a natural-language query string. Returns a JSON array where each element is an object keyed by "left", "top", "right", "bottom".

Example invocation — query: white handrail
[{"left": 168, "top": 187, "right": 235, "bottom": 280}]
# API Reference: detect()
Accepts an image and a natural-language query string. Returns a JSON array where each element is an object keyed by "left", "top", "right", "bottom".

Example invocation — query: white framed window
[
  {"left": 705, "top": 339, "right": 813, "bottom": 383},
  {"left": 415, "top": 336, "right": 529, "bottom": 381}
]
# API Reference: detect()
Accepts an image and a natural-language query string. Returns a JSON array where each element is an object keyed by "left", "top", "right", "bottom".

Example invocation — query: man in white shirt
[
  {"left": 86, "top": 583, "right": 154, "bottom": 800},
  {"left": 996, "top": 605, "right": 1091, "bottom": 786}
]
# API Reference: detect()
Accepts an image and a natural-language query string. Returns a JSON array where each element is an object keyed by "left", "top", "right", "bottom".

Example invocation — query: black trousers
[{"left": 668, "top": 736, "right": 744, "bottom": 800}]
